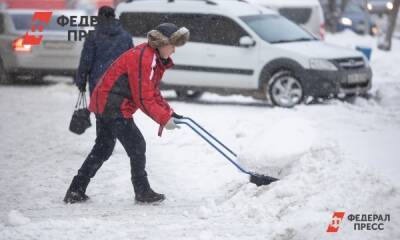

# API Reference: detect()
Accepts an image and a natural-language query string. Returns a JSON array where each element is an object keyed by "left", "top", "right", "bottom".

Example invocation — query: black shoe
[
  {"left": 64, "top": 175, "right": 90, "bottom": 204},
  {"left": 135, "top": 189, "right": 165, "bottom": 203},
  {"left": 133, "top": 175, "right": 165, "bottom": 203},
  {"left": 64, "top": 190, "right": 89, "bottom": 203}
]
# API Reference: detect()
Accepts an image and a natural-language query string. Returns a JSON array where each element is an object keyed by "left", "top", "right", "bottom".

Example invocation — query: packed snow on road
[{"left": 0, "top": 31, "right": 399, "bottom": 239}]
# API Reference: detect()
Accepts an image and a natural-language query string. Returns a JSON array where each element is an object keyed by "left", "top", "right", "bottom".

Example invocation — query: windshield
[
  {"left": 240, "top": 14, "right": 317, "bottom": 44},
  {"left": 342, "top": 3, "right": 364, "bottom": 13},
  {"left": 10, "top": 13, "right": 78, "bottom": 31}
]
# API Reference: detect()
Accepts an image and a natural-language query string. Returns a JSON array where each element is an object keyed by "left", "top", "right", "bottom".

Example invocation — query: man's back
[{"left": 76, "top": 18, "right": 133, "bottom": 93}]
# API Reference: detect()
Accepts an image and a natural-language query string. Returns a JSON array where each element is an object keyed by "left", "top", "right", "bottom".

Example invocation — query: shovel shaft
[
  {"left": 181, "top": 117, "right": 237, "bottom": 157},
  {"left": 175, "top": 117, "right": 252, "bottom": 175}
]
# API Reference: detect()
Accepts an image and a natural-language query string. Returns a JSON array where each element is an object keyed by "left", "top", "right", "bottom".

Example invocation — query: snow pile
[
  {"left": 237, "top": 116, "right": 317, "bottom": 178},
  {"left": 218, "top": 142, "right": 400, "bottom": 239},
  {"left": 6, "top": 210, "right": 30, "bottom": 226},
  {"left": 375, "top": 82, "right": 400, "bottom": 108}
]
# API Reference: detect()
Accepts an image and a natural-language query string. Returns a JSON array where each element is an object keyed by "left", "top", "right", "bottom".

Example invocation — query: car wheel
[
  {"left": 268, "top": 70, "right": 304, "bottom": 108},
  {"left": 175, "top": 90, "right": 203, "bottom": 100},
  {"left": 0, "top": 60, "right": 10, "bottom": 84}
]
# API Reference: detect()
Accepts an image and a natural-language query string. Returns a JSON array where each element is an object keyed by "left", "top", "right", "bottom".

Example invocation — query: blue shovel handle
[
  {"left": 180, "top": 117, "right": 237, "bottom": 157},
  {"left": 174, "top": 117, "right": 252, "bottom": 175}
]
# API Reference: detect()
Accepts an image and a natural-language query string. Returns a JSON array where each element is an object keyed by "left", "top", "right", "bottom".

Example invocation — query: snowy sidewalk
[{"left": 1, "top": 32, "right": 399, "bottom": 239}]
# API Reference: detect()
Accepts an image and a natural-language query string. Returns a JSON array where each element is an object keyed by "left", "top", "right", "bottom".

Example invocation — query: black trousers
[{"left": 77, "top": 117, "right": 147, "bottom": 185}]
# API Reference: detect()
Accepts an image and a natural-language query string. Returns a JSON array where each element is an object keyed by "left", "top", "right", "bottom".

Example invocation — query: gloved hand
[
  {"left": 165, "top": 113, "right": 183, "bottom": 130},
  {"left": 172, "top": 112, "right": 183, "bottom": 119}
]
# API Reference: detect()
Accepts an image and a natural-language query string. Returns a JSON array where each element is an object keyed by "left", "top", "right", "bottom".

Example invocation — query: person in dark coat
[
  {"left": 75, "top": 6, "right": 133, "bottom": 94},
  {"left": 64, "top": 23, "right": 190, "bottom": 204}
]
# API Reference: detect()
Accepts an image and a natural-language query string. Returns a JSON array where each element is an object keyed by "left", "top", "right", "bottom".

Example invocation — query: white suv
[{"left": 116, "top": 0, "right": 372, "bottom": 107}]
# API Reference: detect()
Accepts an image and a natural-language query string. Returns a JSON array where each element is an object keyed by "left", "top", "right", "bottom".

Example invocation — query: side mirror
[{"left": 239, "top": 36, "right": 256, "bottom": 47}]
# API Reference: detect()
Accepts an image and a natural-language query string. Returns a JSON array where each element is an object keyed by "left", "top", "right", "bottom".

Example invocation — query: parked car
[
  {"left": 337, "top": 1, "right": 379, "bottom": 35},
  {"left": 0, "top": 9, "right": 84, "bottom": 83},
  {"left": 116, "top": 0, "right": 372, "bottom": 108},
  {"left": 249, "top": 0, "right": 325, "bottom": 39},
  {"left": 366, "top": 0, "right": 394, "bottom": 15}
]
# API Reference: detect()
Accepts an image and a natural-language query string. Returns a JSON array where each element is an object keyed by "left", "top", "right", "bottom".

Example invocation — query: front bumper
[
  {"left": 301, "top": 67, "right": 372, "bottom": 97},
  {"left": 368, "top": 4, "right": 391, "bottom": 14}
]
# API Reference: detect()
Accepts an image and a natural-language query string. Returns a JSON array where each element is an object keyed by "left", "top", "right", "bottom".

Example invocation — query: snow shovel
[{"left": 174, "top": 117, "right": 278, "bottom": 186}]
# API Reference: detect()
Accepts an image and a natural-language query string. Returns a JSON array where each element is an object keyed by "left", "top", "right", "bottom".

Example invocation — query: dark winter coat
[
  {"left": 75, "top": 19, "right": 134, "bottom": 94},
  {"left": 88, "top": 43, "right": 174, "bottom": 134}
]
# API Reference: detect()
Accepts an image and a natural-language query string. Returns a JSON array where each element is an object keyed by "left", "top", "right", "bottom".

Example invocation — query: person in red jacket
[{"left": 64, "top": 23, "right": 190, "bottom": 204}]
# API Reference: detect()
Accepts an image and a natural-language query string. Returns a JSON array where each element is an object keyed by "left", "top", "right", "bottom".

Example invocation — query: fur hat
[{"left": 147, "top": 23, "right": 190, "bottom": 49}]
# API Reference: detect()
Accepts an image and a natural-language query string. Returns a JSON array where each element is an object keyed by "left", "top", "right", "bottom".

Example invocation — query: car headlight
[
  {"left": 367, "top": 3, "right": 373, "bottom": 11},
  {"left": 386, "top": 1, "right": 393, "bottom": 10},
  {"left": 341, "top": 17, "right": 352, "bottom": 26},
  {"left": 309, "top": 59, "right": 338, "bottom": 71}
]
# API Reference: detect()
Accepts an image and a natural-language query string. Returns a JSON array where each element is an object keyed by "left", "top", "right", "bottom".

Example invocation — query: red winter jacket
[{"left": 88, "top": 43, "right": 174, "bottom": 132}]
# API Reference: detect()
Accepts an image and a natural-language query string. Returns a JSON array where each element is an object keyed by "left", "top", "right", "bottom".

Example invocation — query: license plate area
[{"left": 347, "top": 73, "right": 368, "bottom": 84}]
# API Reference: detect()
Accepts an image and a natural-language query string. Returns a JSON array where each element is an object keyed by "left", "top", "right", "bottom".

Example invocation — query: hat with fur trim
[{"left": 147, "top": 23, "right": 190, "bottom": 49}]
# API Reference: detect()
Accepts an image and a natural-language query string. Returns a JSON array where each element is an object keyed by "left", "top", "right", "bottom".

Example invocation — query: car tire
[
  {"left": 267, "top": 70, "right": 304, "bottom": 108},
  {"left": 175, "top": 90, "right": 203, "bottom": 100}
]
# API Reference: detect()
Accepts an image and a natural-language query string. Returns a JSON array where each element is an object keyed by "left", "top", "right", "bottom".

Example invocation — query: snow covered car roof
[
  {"left": 0, "top": 9, "right": 87, "bottom": 16},
  {"left": 116, "top": 0, "right": 277, "bottom": 17},
  {"left": 249, "top": 0, "right": 322, "bottom": 7}
]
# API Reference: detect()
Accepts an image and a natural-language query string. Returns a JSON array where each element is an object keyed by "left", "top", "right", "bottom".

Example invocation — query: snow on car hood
[{"left": 274, "top": 40, "right": 364, "bottom": 59}]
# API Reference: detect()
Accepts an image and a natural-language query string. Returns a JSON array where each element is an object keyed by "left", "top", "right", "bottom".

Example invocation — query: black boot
[
  {"left": 135, "top": 189, "right": 165, "bottom": 203},
  {"left": 133, "top": 177, "right": 165, "bottom": 203},
  {"left": 64, "top": 175, "right": 90, "bottom": 204}
]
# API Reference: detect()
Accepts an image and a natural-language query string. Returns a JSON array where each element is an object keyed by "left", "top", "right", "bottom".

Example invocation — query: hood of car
[
  {"left": 274, "top": 40, "right": 364, "bottom": 59},
  {"left": 342, "top": 12, "right": 372, "bottom": 23}
]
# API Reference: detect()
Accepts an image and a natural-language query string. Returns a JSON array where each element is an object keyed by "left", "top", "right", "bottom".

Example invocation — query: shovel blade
[{"left": 249, "top": 174, "right": 278, "bottom": 186}]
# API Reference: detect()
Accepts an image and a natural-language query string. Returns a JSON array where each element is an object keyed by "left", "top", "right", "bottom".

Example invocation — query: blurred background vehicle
[
  {"left": 319, "top": 0, "right": 379, "bottom": 35},
  {"left": 249, "top": 0, "right": 326, "bottom": 39},
  {"left": 117, "top": 0, "right": 372, "bottom": 107},
  {"left": 366, "top": 0, "right": 394, "bottom": 15},
  {"left": 0, "top": 9, "right": 85, "bottom": 83},
  {"left": 337, "top": 1, "right": 379, "bottom": 35}
]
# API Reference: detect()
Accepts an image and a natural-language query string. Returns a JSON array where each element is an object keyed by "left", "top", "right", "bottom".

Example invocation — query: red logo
[
  {"left": 327, "top": 212, "right": 346, "bottom": 233},
  {"left": 20, "top": 12, "right": 53, "bottom": 45}
]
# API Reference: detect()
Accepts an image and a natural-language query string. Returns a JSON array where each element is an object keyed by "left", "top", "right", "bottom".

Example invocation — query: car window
[
  {"left": 120, "top": 12, "right": 207, "bottom": 42},
  {"left": 278, "top": 8, "right": 312, "bottom": 25},
  {"left": 240, "top": 14, "right": 316, "bottom": 44},
  {"left": 120, "top": 12, "right": 248, "bottom": 46},
  {"left": 0, "top": 14, "right": 4, "bottom": 33},
  {"left": 10, "top": 13, "right": 78, "bottom": 31},
  {"left": 206, "top": 15, "right": 248, "bottom": 46}
]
